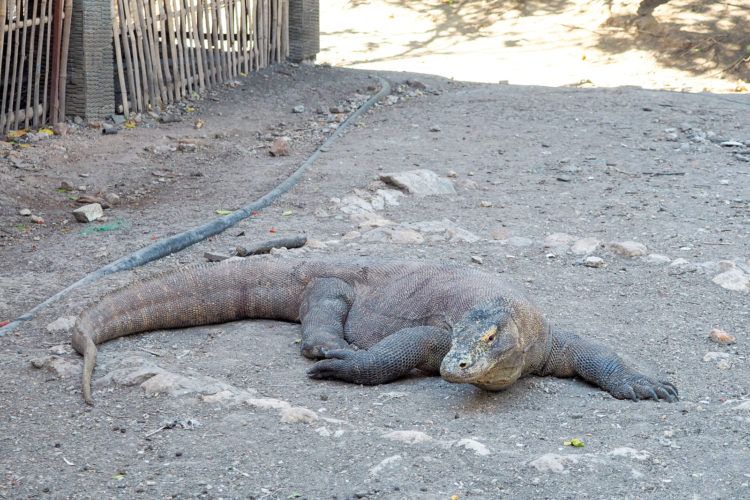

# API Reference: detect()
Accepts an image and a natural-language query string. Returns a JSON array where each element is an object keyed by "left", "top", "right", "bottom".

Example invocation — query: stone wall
[{"left": 66, "top": 0, "right": 114, "bottom": 119}]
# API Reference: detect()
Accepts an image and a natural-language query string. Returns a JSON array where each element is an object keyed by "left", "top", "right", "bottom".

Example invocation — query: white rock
[
  {"left": 583, "top": 256, "right": 605, "bottom": 268},
  {"left": 342, "top": 231, "right": 361, "bottom": 240},
  {"left": 350, "top": 212, "right": 394, "bottom": 229},
  {"left": 528, "top": 453, "right": 578, "bottom": 473},
  {"left": 315, "top": 427, "right": 332, "bottom": 437},
  {"left": 608, "top": 447, "right": 651, "bottom": 461},
  {"left": 382, "top": 430, "right": 432, "bottom": 444},
  {"left": 361, "top": 226, "right": 424, "bottom": 244},
  {"left": 200, "top": 390, "right": 238, "bottom": 403},
  {"left": 543, "top": 233, "right": 576, "bottom": 249},
  {"left": 733, "top": 401, "right": 750, "bottom": 411},
  {"left": 703, "top": 352, "right": 731, "bottom": 362},
  {"left": 30, "top": 356, "right": 82, "bottom": 379},
  {"left": 643, "top": 254, "right": 671, "bottom": 265},
  {"left": 454, "top": 438, "right": 491, "bottom": 456},
  {"left": 375, "top": 188, "right": 404, "bottom": 206},
  {"left": 46, "top": 316, "right": 77, "bottom": 333},
  {"left": 408, "top": 219, "right": 480, "bottom": 243},
  {"left": 18, "top": 208, "right": 31, "bottom": 216},
  {"left": 570, "top": 237, "right": 600, "bottom": 255},
  {"left": 505, "top": 236, "right": 534, "bottom": 247},
  {"left": 606, "top": 241, "right": 647, "bottom": 257},
  {"left": 379, "top": 169, "right": 456, "bottom": 196},
  {"left": 279, "top": 406, "right": 318, "bottom": 423},
  {"left": 369, "top": 194, "right": 385, "bottom": 211},
  {"left": 712, "top": 268, "right": 749, "bottom": 292},
  {"left": 338, "top": 195, "right": 373, "bottom": 215},
  {"left": 72, "top": 203, "right": 104, "bottom": 223},
  {"left": 369, "top": 455, "right": 403, "bottom": 476}
]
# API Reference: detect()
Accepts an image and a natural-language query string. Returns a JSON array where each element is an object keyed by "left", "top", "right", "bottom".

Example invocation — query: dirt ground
[{"left": 1, "top": 3, "right": 750, "bottom": 500}]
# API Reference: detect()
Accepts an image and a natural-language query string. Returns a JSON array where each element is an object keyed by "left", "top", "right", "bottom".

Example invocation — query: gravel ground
[{"left": 1, "top": 64, "right": 749, "bottom": 499}]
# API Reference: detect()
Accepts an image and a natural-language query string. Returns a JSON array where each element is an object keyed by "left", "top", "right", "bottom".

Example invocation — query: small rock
[
  {"left": 528, "top": 453, "right": 578, "bottom": 473},
  {"left": 177, "top": 142, "right": 197, "bottom": 153},
  {"left": 103, "top": 192, "right": 121, "bottom": 206},
  {"left": 643, "top": 254, "right": 671, "bottom": 265},
  {"left": 668, "top": 258, "right": 698, "bottom": 275},
  {"left": 719, "top": 140, "right": 744, "bottom": 147},
  {"left": 52, "top": 122, "right": 68, "bottom": 136},
  {"left": 505, "top": 236, "right": 534, "bottom": 247},
  {"left": 292, "top": 105, "right": 305, "bottom": 113},
  {"left": 379, "top": 169, "right": 456, "bottom": 196},
  {"left": 46, "top": 316, "right": 77, "bottom": 333},
  {"left": 342, "top": 230, "right": 361, "bottom": 240},
  {"left": 429, "top": 125, "right": 441, "bottom": 132},
  {"left": 570, "top": 237, "right": 600, "bottom": 255},
  {"left": 369, "top": 455, "right": 403, "bottom": 476},
  {"left": 375, "top": 189, "right": 404, "bottom": 206},
  {"left": 59, "top": 180, "right": 76, "bottom": 191},
  {"left": 471, "top": 255, "right": 483, "bottom": 264},
  {"left": 329, "top": 105, "right": 344, "bottom": 114},
  {"left": 72, "top": 203, "right": 104, "bottom": 223},
  {"left": 159, "top": 114, "right": 182, "bottom": 123},
  {"left": 454, "top": 439, "right": 491, "bottom": 456},
  {"left": 490, "top": 228, "right": 510, "bottom": 241},
  {"left": 480, "top": 200, "right": 493, "bottom": 208},
  {"left": 30, "top": 215, "right": 44, "bottom": 224},
  {"left": 543, "top": 232, "right": 576, "bottom": 249},
  {"left": 606, "top": 241, "right": 647, "bottom": 257},
  {"left": 382, "top": 430, "right": 432, "bottom": 444},
  {"left": 709, "top": 328, "right": 736, "bottom": 345},
  {"left": 279, "top": 406, "right": 317, "bottom": 423},
  {"left": 712, "top": 268, "right": 749, "bottom": 292},
  {"left": 18, "top": 208, "right": 31, "bottom": 216},
  {"left": 608, "top": 447, "right": 650, "bottom": 461},
  {"left": 446, "top": 170, "right": 458, "bottom": 178},
  {"left": 717, "top": 359, "right": 732, "bottom": 370},
  {"left": 269, "top": 137, "right": 290, "bottom": 156},
  {"left": 30, "top": 356, "right": 81, "bottom": 379},
  {"left": 703, "top": 352, "right": 731, "bottom": 362},
  {"left": 584, "top": 256, "right": 605, "bottom": 268},
  {"left": 361, "top": 226, "right": 424, "bottom": 245},
  {"left": 204, "top": 252, "right": 231, "bottom": 262}
]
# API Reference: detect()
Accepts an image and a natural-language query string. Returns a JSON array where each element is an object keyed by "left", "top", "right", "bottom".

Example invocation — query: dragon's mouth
[{"left": 440, "top": 357, "right": 523, "bottom": 390}]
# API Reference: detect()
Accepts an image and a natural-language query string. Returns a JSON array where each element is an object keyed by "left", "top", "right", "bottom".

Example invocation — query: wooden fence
[
  {"left": 0, "top": 0, "right": 71, "bottom": 133},
  {"left": 113, "top": 0, "right": 289, "bottom": 116}
]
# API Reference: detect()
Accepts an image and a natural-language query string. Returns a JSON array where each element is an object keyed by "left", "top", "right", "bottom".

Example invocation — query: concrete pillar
[
  {"left": 66, "top": 0, "right": 114, "bottom": 119},
  {"left": 288, "top": 0, "right": 319, "bottom": 63}
]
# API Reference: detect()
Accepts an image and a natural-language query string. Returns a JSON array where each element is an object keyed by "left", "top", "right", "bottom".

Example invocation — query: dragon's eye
[{"left": 480, "top": 326, "right": 498, "bottom": 343}]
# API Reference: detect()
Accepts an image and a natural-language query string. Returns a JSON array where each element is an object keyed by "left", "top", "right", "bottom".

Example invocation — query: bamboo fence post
[
  {"left": 111, "top": 0, "right": 130, "bottom": 115},
  {"left": 163, "top": 0, "right": 183, "bottom": 100},
  {"left": 7, "top": 0, "right": 23, "bottom": 130},
  {"left": 117, "top": 0, "right": 139, "bottom": 112},
  {"left": 226, "top": 0, "right": 235, "bottom": 77},
  {"left": 122, "top": 0, "right": 143, "bottom": 112},
  {"left": 196, "top": 0, "right": 211, "bottom": 87},
  {"left": 177, "top": 0, "right": 192, "bottom": 94},
  {"left": 0, "top": 0, "right": 8, "bottom": 131},
  {"left": 23, "top": 0, "right": 39, "bottom": 128},
  {"left": 129, "top": 0, "right": 150, "bottom": 109},
  {"left": 31, "top": 0, "right": 47, "bottom": 126},
  {"left": 41, "top": 0, "right": 51, "bottom": 123},
  {"left": 238, "top": 0, "right": 247, "bottom": 74},
  {"left": 154, "top": 0, "right": 173, "bottom": 103},
  {"left": 188, "top": 0, "right": 204, "bottom": 90},
  {"left": 140, "top": 0, "right": 166, "bottom": 107},
  {"left": 133, "top": 0, "right": 157, "bottom": 108},
  {"left": 208, "top": 0, "right": 221, "bottom": 82},
  {"left": 282, "top": 0, "right": 287, "bottom": 59},
  {"left": 56, "top": 0, "right": 71, "bottom": 122}
]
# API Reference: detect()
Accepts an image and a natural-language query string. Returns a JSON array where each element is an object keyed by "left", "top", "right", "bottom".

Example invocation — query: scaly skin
[{"left": 71, "top": 256, "right": 677, "bottom": 404}]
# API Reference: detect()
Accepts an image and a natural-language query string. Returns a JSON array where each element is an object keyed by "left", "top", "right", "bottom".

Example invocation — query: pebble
[
  {"left": 292, "top": 105, "right": 305, "bottom": 113},
  {"left": 72, "top": 203, "right": 103, "bottom": 223},
  {"left": 46, "top": 316, "right": 77, "bottom": 333},
  {"left": 53, "top": 122, "right": 68, "bottom": 136},
  {"left": 30, "top": 215, "right": 44, "bottom": 224},
  {"left": 379, "top": 169, "right": 456, "bottom": 196},
  {"left": 446, "top": 170, "right": 458, "bottom": 178},
  {"left": 429, "top": 125, "right": 441, "bottom": 132},
  {"left": 528, "top": 453, "right": 578, "bottom": 473},
  {"left": 18, "top": 208, "right": 31, "bottom": 216},
  {"left": 543, "top": 232, "right": 576, "bottom": 249},
  {"left": 703, "top": 352, "right": 731, "bottom": 362},
  {"left": 709, "top": 328, "right": 736, "bottom": 345},
  {"left": 269, "top": 137, "right": 290, "bottom": 156},
  {"left": 712, "top": 268, "right": 749, "bottom": 292},
  {"left": 584, "top": 256, "right": 605, "bottom": 268},
  {"left": 454, "top": 439, "right": 491, "bottom": 456},
  {"left": 382, "top": 430, "right": 432, "bottom": 444},
  {"left": 606, "top": 240, "right": 647, "bottom": 257},
  {"left": 480, "top": 200, "right": 493, "bottom": 208},
  {"left": 643, "top": 253, "right": 671, "bottom": 265},
  {"left": 570, "top": 237, "right": 600, "bottom": 255},
  {"left": 471, "top": 255, "right": 484, "bottom": 264}
]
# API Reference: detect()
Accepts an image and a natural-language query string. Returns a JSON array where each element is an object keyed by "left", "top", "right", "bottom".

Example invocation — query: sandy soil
[{"left": 1, "top": 3, "right": 749, "bottom": 499}]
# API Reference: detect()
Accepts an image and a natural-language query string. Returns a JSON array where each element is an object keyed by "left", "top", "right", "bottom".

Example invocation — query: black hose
[{"left": 0, "top": 75, "right": 392, "bottom": 336}]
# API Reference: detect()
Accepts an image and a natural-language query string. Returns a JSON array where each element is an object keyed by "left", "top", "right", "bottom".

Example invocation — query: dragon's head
[{"left": 440, "top": 300, "right": 529, "bottom": 391}]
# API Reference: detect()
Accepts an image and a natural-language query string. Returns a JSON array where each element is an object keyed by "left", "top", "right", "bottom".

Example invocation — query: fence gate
[
  {"left": 0, "top": 0, "right": 72, "bottom": 134},
  {"left": 113, "top": 0, "right": 289, "bottom": 116}
]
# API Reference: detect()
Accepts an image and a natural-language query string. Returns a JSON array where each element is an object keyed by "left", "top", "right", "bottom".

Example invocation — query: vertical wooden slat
[
  {"left": 163, "top": 0, "right": 183, "bottom": 100},
  {"left": 24, "top": 0, "right": 39, "bottom": 128},
  {"left": 0, "top": 0, "right": 9, "bottom": 131},
  {"left": 112, "top": 0, "right": 130, "bottom": 115},
  {"left": 197, "top": 0, "right": 212, "bottom": 87},
  {"left": 41, "top": 0, "right": 52, "bottom": 123},
  {"left": 188, "top": 0, "right": 204, "bottom": 89},
  {"left": 31, "top": 0, "right": 47, "bottom": 126},
  {"left": 56, "top": 0, "right": 72, "bottom": 121},
  {"left": 156, "top": 0, "right": 174, "bottom": 101},
  {"left": 7, "top": 0, "right": 23, "bottom": 129}
]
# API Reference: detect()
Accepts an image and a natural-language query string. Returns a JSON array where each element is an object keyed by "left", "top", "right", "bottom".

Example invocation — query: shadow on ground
[{"left": 344, "top": 0, "right": 750, "bottom": 84}]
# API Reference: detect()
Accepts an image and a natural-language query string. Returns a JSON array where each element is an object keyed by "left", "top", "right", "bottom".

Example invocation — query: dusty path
[{"left": 1, "top": 63, "right": 749, "bottom": 498}]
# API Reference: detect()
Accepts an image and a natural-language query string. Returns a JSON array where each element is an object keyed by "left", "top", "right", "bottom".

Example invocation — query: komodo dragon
[{"left": 72, "top": 257, "right": 678, "bottom": 405}]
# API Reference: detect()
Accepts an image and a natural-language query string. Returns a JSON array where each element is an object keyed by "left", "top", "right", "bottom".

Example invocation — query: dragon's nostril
[{"left": 459, "top": 361, "right": 467, "bottom": 369}]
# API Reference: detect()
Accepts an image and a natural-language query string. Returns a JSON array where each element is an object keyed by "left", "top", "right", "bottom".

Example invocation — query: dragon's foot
[
  {"left": 301, "top": 335, "right": 351, "bottom": 360},
  {"left": 607, "top": 374, "right": 678, "bottom": 402},
  {"left": 307, "top": 349, "right": 380, "bottom": 385}
]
